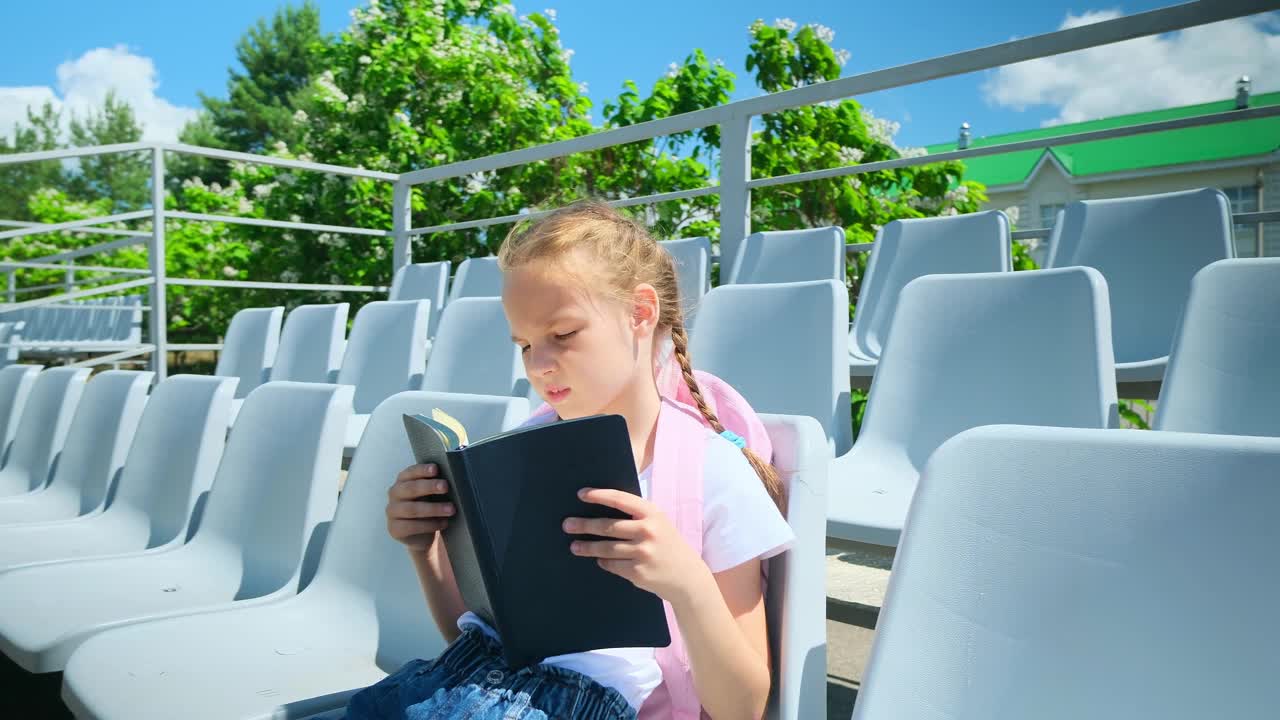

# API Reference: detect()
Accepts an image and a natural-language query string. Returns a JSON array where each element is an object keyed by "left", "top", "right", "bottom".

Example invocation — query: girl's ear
[{"left": 631, "top": 283, "right": 660, "bottom": 336}]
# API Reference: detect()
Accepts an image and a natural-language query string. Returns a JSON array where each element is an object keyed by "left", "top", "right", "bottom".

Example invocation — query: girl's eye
[
  {"left": 555, "top": 331, "right": 578, "bottom": 341},
  {"left": 519, "top": 345, "right": 530, "bottom": 354}
]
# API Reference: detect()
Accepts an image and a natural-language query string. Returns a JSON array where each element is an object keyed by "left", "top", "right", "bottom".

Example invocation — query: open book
[{"left": 402, "top": 410, "right": 670, "bottom": 669}]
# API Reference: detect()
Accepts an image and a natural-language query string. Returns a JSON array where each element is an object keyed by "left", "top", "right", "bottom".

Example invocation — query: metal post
[
  {"left": 391, "top": 180, "right": 413, "bottom": 278},
  {"left": 5, "top": 271, "right": 14, "bottom": 303},
  {"left": 718, "top": 111, "right": 753, "bottom": 280},
  {"left": 1256, "top": 168, "right": 1266, "bottom": 258},
  {"left": 64, "top": 260, "right": 75, "bottom": 294},
  {"left": 149, "top": 147, "right": 168, "bottom": 380}
]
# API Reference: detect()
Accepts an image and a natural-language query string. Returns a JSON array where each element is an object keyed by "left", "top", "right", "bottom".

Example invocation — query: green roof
[{"left": 926, "top": 91, "right": 1280, "bottom": 187}]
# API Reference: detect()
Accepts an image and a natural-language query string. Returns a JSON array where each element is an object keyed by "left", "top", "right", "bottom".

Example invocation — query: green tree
[
  {"left": 201, "top": 0, "right": 331, "bottom": 153},
  {"left": 0, "top": 103, "right": 63, "bottom": 221},
  {"left": 66, "top": 91, "right": 150, "bottom": 211}
]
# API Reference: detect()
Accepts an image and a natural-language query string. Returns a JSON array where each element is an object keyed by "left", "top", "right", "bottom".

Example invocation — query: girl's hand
[
  {"left": 564, "top": 488, "right": 710, "bottom": 605},
  {"left": 386, "top": 463, "right": 455, "bottom": 552}
]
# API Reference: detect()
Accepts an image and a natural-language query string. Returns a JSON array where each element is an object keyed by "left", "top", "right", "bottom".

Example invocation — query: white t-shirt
[{"left": 457, "top": 428, "right": 795, "bottom": 710}]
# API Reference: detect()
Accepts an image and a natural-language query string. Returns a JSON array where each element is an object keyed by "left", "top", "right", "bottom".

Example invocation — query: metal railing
[{"left": 1, "top": 0, "right": 1276, "bottom": 378}]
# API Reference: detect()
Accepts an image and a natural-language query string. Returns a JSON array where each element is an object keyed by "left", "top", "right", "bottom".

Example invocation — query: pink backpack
[{"left": 525, "top": 363, "right": 771, "bottom": 718}]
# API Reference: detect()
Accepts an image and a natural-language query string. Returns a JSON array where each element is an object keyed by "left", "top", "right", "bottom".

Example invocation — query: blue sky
[{"left": 2, "top": 1, "right": 1277, "bottom": 150}]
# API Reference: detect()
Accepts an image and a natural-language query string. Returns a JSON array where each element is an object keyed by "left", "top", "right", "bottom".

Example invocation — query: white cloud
[
  {"left": 0, "top": 45, "right": 197, "bottom": 143},
  {"left": 983, "top": 10, "right": 1280, "bottom": 126}
]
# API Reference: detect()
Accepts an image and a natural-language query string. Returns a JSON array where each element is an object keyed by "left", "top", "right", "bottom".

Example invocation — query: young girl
[{"left": 350, "top": 201, "right": 794, "bottom": 719}]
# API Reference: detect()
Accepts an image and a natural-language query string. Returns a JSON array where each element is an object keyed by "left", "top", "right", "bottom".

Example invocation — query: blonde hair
[{"left": 498, "top": 200, "right": 784, "bottom": 507}]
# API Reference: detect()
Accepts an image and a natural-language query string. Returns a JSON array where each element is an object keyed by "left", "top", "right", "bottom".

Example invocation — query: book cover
[{"left": 402, "top": 411, "right": 671, "bottom": 668}]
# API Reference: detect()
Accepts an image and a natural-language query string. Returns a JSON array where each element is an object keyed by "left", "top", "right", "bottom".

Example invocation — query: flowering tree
[{"left": 7, "top": 3, "right": 995, "bottom": 356}]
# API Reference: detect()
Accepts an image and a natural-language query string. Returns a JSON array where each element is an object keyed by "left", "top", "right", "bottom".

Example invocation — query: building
[{"left": 928, "top": 84, "right": 1280, "bottom": 264}]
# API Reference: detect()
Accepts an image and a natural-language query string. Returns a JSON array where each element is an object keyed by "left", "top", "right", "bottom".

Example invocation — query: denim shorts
[{"left": 338, "top": 628, "right": 637, "bottom": 720}]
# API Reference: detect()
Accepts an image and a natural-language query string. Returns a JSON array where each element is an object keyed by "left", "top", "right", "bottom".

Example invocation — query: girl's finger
[
  {"left": 394, "top": 463, "right": 439, "bottom": 484},
  {"left": 577, "top": 488, "right": 649, "bottom": 518},
  {"left": 570, "top": 540, "right": 639, "bottom": 559},
  {"left": 562, "top": 517, "right": 644, "bottom": 538},
  {"left": 388, "top": 518, "right": 447, "bottom": 539},
  {"left": 596, "top": 558, "right": 637, "bottom": 579},
  {"left": 389, "top": 478, "right": 448, "bottom": 501},
  {"left": 389, "top": 500, "right": 454, "bottom": 520}
]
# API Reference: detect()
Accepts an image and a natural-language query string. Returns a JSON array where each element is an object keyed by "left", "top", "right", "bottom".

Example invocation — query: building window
[
  {"left": 1039, "top": 203, "right": 1066, "bottom": 231},
  {"left": 1222, "top": 185, "right": 1261, "bottom": 256}
]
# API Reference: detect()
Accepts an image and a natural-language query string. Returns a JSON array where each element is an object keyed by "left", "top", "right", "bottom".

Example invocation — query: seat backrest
[
  {"left": 187, "top": 382, "right": 352, "bottom": 598},
  {"left": 272, "top": 303, "right": 349, "bottom": 384},
  {"left": 661, "top": 237, "right": 711, "bottom": 325},
  {"left": 111, "top": 375, "right": 238, "bottom": 548},
  {"left": 1155, "top": 258, "right": 1280, "bottom": 437},
  {"left": 422, "top": 297, "right": 523, "bottom": 398},
  {"left": 851, "top": 211, "right": 1010, "bottom": 360},
  {"left": 854, "top": 425, "right": 1280, "bottom": 720},
  {"left": 389, "top": 261, "right": 451, "bottom": 338},
  {"left": 307, "top": 390, "right": 529, "bottom": 669},
  {"left": 88, "top": 297, "right": 120, "bottom": 341},
  {"left": 1047, "top": 188, "right": 1233, "bottom": 365},
  {"left": 860, "top": 267, "right": 1118, "bottom": 470},
  {"left": 0, "top": 364, "right": 41, "bottom": 463},
  {"left": 49, "top": 370, "right": 153, "bottom": 514},
  {"left": 64, "top": 300, "right": 95, "bottom": 342},
  {"left": 758, "top": 414, "right": 830, "bottom": 720},
  {"left": 337, "top": 300, "right": 429, "bottom": 414},
  {"left": 446, "top": 256, "right": 503, "bottom": 303},
  {"left": 690, "top": 280, "right": 852, "bottom": 454},
  {"left": 0, "top": 321, "right": 19, "bottom": 364},
  {"left": 0, "top": 367, "right": 90, "bottom": 495},
  {"left": 726, "top": 227, "right": 846, "bottom": 286},
  {"left": 25, "top": 306, "right": 50, "bottom": 342},
  {"left": 108, "top": 295, "right": 145, "bottom": 343},
  {"left": 216, "top": 307, "right": 284, "bottom": 399}
]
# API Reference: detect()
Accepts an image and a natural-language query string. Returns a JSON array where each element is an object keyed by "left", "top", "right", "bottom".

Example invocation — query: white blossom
[
  {"left": 749, "top": 19, "right": 765, "bottom": 34},
  {"left": 1004, "top": 206, "right": 1021, "bottom": 225},
  {"left": 222, "top": 265, "right": 238, "bottom": 278},
  {"left": 315, "top": 70, "right": 349, "bottom": 104},
  {"left": 560, "top": 48, "right": 575, "bottom": 63},
  {"left": 543, "top": 8, "right": 556, "bottom": 20},
  {"left": 807, "top": 23, "right": 835, "bottom": 44},
  {"left": 358, "top": 55, "right": 373, "bottom": 65},
  {"left": 293, "top": 109, "right": 308, "bottom": 123},
  {"left": 493, "top": 3, "right": 515, "bottom": 14},
  {"left": 578, "top": 81, "right": 589, "bottom": 93},
  {"left": 237, "top": 198, "right": 253, "bottom": 214},
  {"left": 665, "top": 62, "right": 679, "bottom": 79},
  {"left": 272, "top": 140, "right": 289, "bottom": 155},
  {"left": 834, "top": 49, "right": 851, "bottom": 66},
  {"left": 181, "top": 177, "right": 207, "bottom": 191},
  {"left": 774, "top": 18, "right": 797, "bottom": 32},
  {"left": 900, "top": 146, "right": 928, "bottom": 159},
  {"left": 280, "top": 270, "right": 301, "bottom": 283},
  {"left": 837, "top": 147, "right": 865, "bottom": 165}
]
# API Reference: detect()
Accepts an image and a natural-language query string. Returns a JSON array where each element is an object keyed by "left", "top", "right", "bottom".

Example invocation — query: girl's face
[{"left": 503, "top": 256, "right": 659, "bottom": 420}]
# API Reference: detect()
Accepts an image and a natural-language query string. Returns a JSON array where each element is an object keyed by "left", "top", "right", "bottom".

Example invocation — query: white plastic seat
[
  {"left": 852, "top": 425, "right": 1280, "bottom": 720},
  {"left": 67, "top": 295, "right": 145, "bottom": 351},
  {"left": 422, "top": 297, "right": 523, "bottom": 397},
  {"left": 337, "top": 300, "right": 429, "bottom": 450},
  {"left": 661, "top": 237, "right": 711, "bottom": 326},
  {"left": 61, "top": 390, "right": 529, "bottom": 720},
  {"left": 0, "top": 367, "right": 90, "bottom": 497},
  {"left": 757, "top": 414, "right": 830, "bottom": 720},
  {"left": 0, "top": 381, "right": 352, "bottom": 673},
  {"left": 216, "top": 307, "right": 284, "bottom": 399},
  {"left": 0, "top": 364, "right": 41, "bottom": 464},
  {"left": 725, "top": 227, "right": 845, "bottom": 285},
  {"left": 1154, "top": 258, "right": 1280, "bottom": 437},
  {"left": 227, "top": 304, "right": 349, "bottom": 427},
  {"left": 389, "top": 261, "right": 450, "bottom": 338},
  {"left": 1047, "top": 188, "right": 1234, "bottom": 383},
  {"left": 0, "top": 370, "right": 152, "bottom": 525},
  {"left": 829, "top": 268, "right": 1119, "bottom": 547},
  {"left": 849, "top": 211, "right": 1010, "bottom": 377},
  {"left": 690, "top": 280, "right": 852, "bottom": 455},
  {"left": 446, "top": 256, "right": 503, "bottom": 303},
  {"left": 0, "top": 375, "right": 236, "bottom": 573}
]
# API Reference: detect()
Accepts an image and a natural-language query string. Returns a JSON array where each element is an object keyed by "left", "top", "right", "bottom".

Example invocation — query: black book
[{"left": 402, "top": 410, "right": 671, "bottom": 669}]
